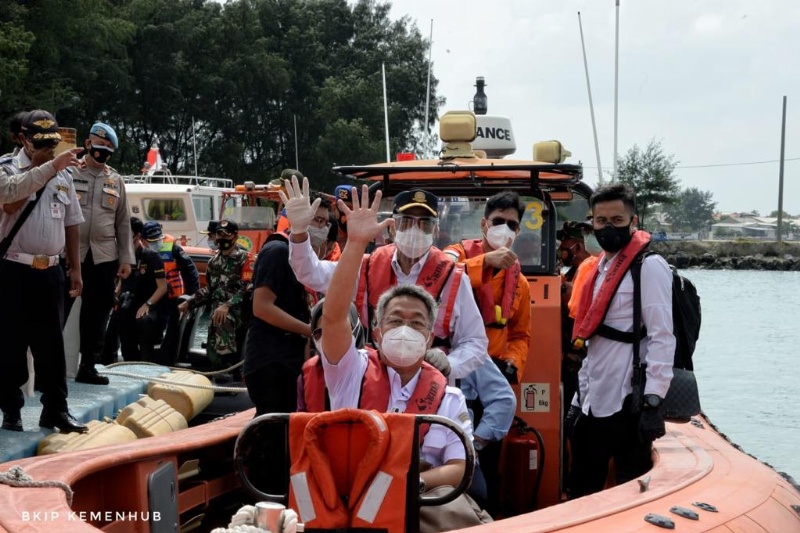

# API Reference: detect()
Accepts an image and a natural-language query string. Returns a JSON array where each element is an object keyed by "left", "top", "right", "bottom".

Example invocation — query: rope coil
[{"left": 0, "top": 465, "right": 74, "bottom": 506}]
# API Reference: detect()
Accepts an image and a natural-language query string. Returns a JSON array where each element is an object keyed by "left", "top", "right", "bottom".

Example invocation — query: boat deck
[{"left": 0, "top": 364, "right": 170, "bottom": 464}]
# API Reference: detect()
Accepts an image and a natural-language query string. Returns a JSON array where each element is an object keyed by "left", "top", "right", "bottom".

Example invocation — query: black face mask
[
  {"left": 217, "top": 236, "right": 236, "bottom": 251},
  {"left": 89, "top": 144, "right": 113, "bottom": 164},
  {"left": 594, "top": 222, "right": 633, "bottom": 253}
]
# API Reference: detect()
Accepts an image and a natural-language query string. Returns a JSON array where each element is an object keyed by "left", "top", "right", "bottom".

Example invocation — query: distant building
[{"left": 711, "top": 213, "right": 800, "bottom": 240}]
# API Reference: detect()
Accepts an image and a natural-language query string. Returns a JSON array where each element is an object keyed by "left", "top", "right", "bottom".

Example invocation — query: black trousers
[
  {"left": 567, "top": 396, "right": 653, "bottom": 498},
  {"left": 0, "top": 261, "right": 69, "bottom": 414},
  {"left": 156, "top": 299, "right": 180, "bottom": 365},
  {"left": 66, "top": 250, "right": 118, "bottom": 368},
  {"left": 245, "top": 362, "right": 303, "bottom": 417},
  {"left": 118, "top": 306, "right": 166, "bottom": 362}
]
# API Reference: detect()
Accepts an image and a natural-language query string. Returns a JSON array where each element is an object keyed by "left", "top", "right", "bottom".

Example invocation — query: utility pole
[{"left": 777, "top": 95, "right": 787, "bottom": 244}]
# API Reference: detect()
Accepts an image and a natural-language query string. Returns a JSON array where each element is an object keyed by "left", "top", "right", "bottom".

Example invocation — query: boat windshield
[
  {"left": 377, "top": 195, "right": 548, "bottom": 270},
  {"left": 222, "top": 197, "right": 277, "bottom": 231}
]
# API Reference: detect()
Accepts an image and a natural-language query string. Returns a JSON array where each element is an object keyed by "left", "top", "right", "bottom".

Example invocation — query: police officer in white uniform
[
  {"left": 0, "top": 110, "right": 87, "bottom": 433},
  {"left": 67, "top": 122, "right": 134, "bottom": 384}
]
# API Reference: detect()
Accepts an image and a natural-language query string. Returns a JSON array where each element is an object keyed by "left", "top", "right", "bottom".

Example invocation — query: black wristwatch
[
  {"left": 419, "top": 478, "right": 427, "bottom": 494},
  {"left": 146, "top": 300, "right": 154, "bottom": 307},
  {"left": 643, "top": 394, "right": 662, "bottom": 409}
]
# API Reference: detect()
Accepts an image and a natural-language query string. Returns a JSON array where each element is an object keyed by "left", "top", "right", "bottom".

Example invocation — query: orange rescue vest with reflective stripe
[
  {"left": 571, "top": 231, "right": 651, "bottom": 348},
  {"left": 301, "top": 347, "right": 446, "bottom": 416},
  {"left": 455, "top": 238, "right": 520, "bottom": 327},
  {"left": 157, "top": 241, "right": 185, "bottom": 299},
  {"left": 288, "top": 410, "right": 415, "bottom": 531},
  {"left": 355, "top": 244, "right": 462, "bottom": 341}
]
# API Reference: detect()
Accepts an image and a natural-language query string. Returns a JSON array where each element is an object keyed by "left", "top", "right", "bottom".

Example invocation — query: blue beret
[{"left": 89, "top": 122, "right": 118, "bottom": 150}]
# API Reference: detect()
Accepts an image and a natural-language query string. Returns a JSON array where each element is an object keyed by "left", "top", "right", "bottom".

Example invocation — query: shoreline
[{"left": 650, "top": 240, "right": 800, "bottom": 270}]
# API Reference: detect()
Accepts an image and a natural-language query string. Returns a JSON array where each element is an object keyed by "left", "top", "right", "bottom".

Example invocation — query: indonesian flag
[{"left": 142, "top": 138, "right": 163, "bottom": 175}]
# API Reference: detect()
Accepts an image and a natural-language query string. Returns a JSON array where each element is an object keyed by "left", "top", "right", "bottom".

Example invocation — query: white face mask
[
  {"left": 208, "top": 240, "right": 219, "bottom": 252},
  {"left": 584, "top": 233, "right": 603, "bottom": 256},
  {"left": 486, "top": 224, "right": 517, "bottom": 249},
  {"left": 148, "top": 240, "right": 163, "bottom": 252},
  {"left": 308, "top": 225, "right": 330, "bottom": 247},
  {"left": 379, "top": 325, "right": 428, "bottom": 368},
  {"left": 394, "top": 227, "right": 433, "bottom": 259}
]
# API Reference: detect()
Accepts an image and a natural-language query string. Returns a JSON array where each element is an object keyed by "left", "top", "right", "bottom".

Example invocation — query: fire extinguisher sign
[{"left": 520, "top": 382, "right": 551, "bottom": 413}]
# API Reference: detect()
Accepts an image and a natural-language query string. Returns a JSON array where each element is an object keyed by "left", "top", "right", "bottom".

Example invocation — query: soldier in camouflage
[{"left": 178, "top": 220, "right": 254, "bottom": 367}]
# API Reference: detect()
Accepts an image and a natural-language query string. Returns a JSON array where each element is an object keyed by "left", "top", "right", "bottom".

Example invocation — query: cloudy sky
[{"left": 387, "top": 0, "right": 799, "bottom": 216}]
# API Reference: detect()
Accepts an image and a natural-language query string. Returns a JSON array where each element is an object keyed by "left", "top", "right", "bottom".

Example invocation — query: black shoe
[
  {"left": 39, "top": 411, "right": 88, "bottom": 434},
  {"left": 2, "top": 411, "right": 22, "bottom": 432},
  {"left": 75, "top": 366, "right": 110, "bottom": 385}
]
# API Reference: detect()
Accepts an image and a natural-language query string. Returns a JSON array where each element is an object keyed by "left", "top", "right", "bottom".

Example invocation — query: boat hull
[{"left": 1, "top": 412, "right": 798, "bottom": 532}]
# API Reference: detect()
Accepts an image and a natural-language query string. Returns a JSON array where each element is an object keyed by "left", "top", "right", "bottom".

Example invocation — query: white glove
[
  {"left": 229, "top": 505, "right": 256, "bottom": 527},
  {"left": 281, "top": 509, "right": 300, "bottom": 533},
  {"left": 278, "top": 175, "right": 321, "bottom": 235},
  {"left": 424, "top": 348, "right": 451, "bottom": 377}
]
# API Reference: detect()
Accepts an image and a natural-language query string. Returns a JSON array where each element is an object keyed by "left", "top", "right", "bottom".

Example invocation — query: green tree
[
  {"left": 769, "top": 209, "right": 793, "bottom": 218},
  {"left": 665, "top": 187, "right": 717, "bottom": 232},
  {"left": 616, "top": 139, "right": 680, "bottom": 230}
]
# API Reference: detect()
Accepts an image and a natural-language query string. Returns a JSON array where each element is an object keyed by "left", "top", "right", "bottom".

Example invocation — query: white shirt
[
  {"left": 0, "top": 151, "right": 84, "bottom": 256},
  {"left": 321, "top": 338, "right": 473, "bottom": 467},
  {"left": 289, "top": 236, "right": 489, "bottom": 379},
  {"left": 575, "top": 252, "right": 675, "bottom": 417}
]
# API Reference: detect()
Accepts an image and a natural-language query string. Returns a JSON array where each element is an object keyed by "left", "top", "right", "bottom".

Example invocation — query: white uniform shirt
[
  {"left": 0, "top": 151, "right": 84, "bottom": 256},
  {"left": 321, "top": 338, "right": 473, "bottom": 467},
  {"left": 289, "top": 236, "right": 489, "bottom": 379},
  {"left": 576, "top": 252, "right": 675, "bottom": 417}
]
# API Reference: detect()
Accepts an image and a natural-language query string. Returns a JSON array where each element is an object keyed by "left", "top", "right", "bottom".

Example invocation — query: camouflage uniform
[{"left": 189, "top": 248, "right": 254, "bottom": 366}]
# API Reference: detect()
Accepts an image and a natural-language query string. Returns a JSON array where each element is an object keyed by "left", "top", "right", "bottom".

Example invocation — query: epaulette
[{"left": 104, "top": 165, "right": 120, "bottom": 176}]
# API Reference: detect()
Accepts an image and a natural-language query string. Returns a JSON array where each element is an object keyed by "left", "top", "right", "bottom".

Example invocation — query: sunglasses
[
  {"left": 489, "top": 217, "right": 520, "bottom": 232},
  {"left": 31, "top": 139, "right": 60, "bottom": 150}
]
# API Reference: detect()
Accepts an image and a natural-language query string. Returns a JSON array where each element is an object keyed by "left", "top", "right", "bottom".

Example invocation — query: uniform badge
[{"left": 413, "top": 191, "right": 427, "bottom": 203}]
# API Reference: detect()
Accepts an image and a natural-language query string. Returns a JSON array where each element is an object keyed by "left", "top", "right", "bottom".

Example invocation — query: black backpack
[
  {"left": 632, "top": 252, "right": 701, "bottom": 370},
  {"left": 596, "top": 251, "right": 701, "bottom": 370}
]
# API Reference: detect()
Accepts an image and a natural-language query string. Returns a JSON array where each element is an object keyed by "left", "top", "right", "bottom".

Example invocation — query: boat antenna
[
  {"left": 382, "top": 62, "right": 390, "bottom": 162},
  {"left": 578, "top": 12, "right": 604, "bottom": 184},
  {"left": 612, "top": 0, "right": 620, "bottom": 182},
  {"left": 423, "top": 19, "right": 434, "bottom": 159},
  {"left": 294, "top": 114, "right": 300, "bottom": 171},
  {"left": 192, "top": 116, "right": 198, "bottom": 177},
  {"left": 777, "top": 95, "right": 787, "bottom": 244}
]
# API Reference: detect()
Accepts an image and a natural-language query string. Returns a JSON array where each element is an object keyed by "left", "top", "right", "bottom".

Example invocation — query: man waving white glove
[{"left": 278, "top": 175, "right": 321, "bottom": 235}]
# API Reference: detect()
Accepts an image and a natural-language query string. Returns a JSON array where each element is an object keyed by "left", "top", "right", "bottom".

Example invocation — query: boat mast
[
  {"left": 777, "top": 95, "right": 787, "bottom": 243},
  {"left": 612, "top": 0, "right": 620, "bottom": 182},
  {"left": 423, "top": 19, "right": 434, "bottom": 159},
  {"left": 578, "top": 11, "right": 604, "bottom": 184},
  {"left": 382, "top": 63, "right": 390, "bottom": 162}
]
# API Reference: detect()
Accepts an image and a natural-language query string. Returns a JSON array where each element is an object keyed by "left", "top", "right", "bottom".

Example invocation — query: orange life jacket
[
  {"left": 355, "top": 244, "right": 463, "bottom": 342},
  {"left": 301, "top": 346, "right": 447, "bottom": 417},
  {"left": 156, "top": 241, "right": 185, "bottom": 299},
  {"left": 571, "top": 231, "right": 651, "bottom": 348},
  {"left": 456, "top": 238, "right": 520, "bottom": 327},
  {"left": 288, "top": 409, "right": 415, "bottom": 531}
]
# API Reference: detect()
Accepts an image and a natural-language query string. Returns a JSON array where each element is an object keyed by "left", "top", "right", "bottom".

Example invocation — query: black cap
[
  {"left": 393, "top": 189, "right": 438, "bottom": 217},
  {"left": 557, "top": 220, "right": 593, "bottom": 241},
  {"left": 201, "top": 220, "right": 220, "bottom": 234},
  {"left": 21, "top": 110, "right": 61, "bottom": 142},
  {"left": 142, "top": 221, "right": 164, "bottom": 241},
  {"left": 217, "top": 219, "right": 239, "bottom": 234}
]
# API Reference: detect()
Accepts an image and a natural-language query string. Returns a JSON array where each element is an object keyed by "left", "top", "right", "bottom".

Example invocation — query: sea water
[{"left": 684, "top": 269, "right": 800, "bottom": 479}]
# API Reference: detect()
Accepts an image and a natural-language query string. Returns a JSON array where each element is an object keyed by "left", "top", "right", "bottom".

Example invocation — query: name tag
[
  {"left": 51, "top": 202, "right": 62, "bottom": 219},
  {"left": 102, "top": 187, "right": 120, "bottom": 197}
]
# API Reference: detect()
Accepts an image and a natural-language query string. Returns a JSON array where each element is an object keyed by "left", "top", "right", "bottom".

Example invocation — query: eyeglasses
[
  {"left": 311, "top": 216, "right": 329, "bottom": 228},
  {"left": 380, "top": 316, "right": 431, "bottom": 334},
  {"left": 392, "top": 215, "right": 437, "bottom": 234},
  {"left": 489, "top": 217, "right": 520, "bottom": 231}
]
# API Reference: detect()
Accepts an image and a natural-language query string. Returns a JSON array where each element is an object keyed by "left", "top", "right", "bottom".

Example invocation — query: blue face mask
[{"left": 583, "top": 233, "right": 603, "bottom": 256}]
